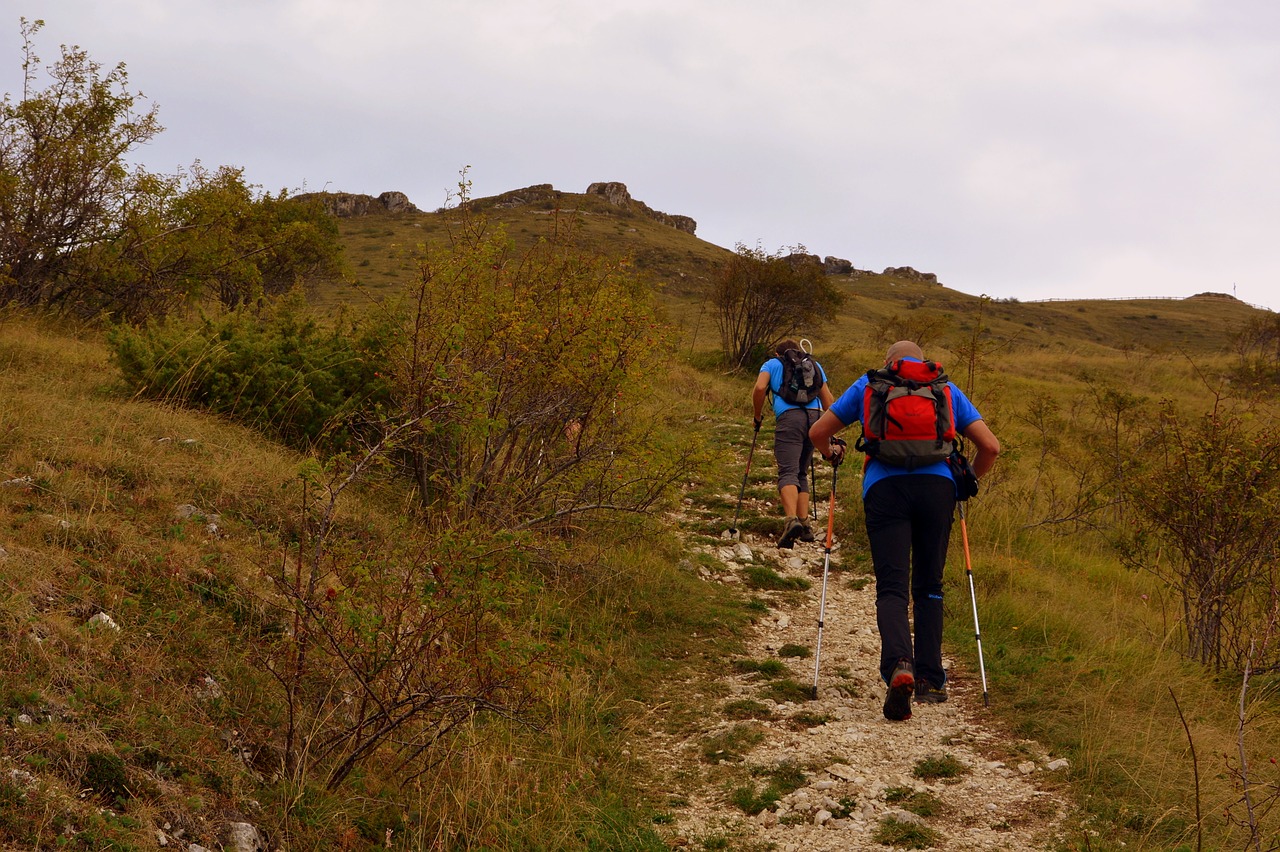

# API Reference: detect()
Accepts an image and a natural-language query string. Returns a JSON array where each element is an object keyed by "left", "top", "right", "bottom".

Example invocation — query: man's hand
[
  {"left": 753, "top": 415, "right": 763, "bottom": 432},
  {"left": 824, "top": 436, "right": 847, "bottom": 466}
]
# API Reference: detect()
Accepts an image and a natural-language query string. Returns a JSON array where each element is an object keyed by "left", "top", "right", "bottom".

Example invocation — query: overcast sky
[{"left": 9, "top": 2, "right": 1279, "bottom": 311}]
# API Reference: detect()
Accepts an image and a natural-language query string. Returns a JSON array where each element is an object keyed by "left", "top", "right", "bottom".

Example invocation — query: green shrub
[
  {"left": 785, "top": 711, "right": 830, "bottom": 729},
  {"left": 724, "top": 699, "right": 772, "bottom": 720},
  {"left": 743, "top": 565, "right": 810, "bottom": 591},
  {"left": 82, "top": 751, "right": 130, "bottom": 804},
  {"left": 731, "top": 658, "right": 787, "bottom": 678},
  {"left": 701, "top": 724, "right": 765, "bottom": 763},
  {"left": 911, "top": 754, "right": 968, "bottom": 781},
  {"left": 875, "top": 816, "right": 939, "bottom": 848},
  {"left": 729, "top": 761, "right": 808, "bottom": 815},
  {"left": 109, "top": 298, "right": 392, "bottom": 451},
  {"left": 759, "top": 679, "right": 813, "bottom": 703},
  {"left": 884, "top": 787, "right": 942, "bottom": 817}
]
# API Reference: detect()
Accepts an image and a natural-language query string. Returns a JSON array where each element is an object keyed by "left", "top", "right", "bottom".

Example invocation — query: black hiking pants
[{"left": 864, "top": 474, "right": 956, "bottom": 689}]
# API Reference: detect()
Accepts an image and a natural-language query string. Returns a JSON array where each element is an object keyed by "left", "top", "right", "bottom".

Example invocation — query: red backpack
[{"left": 854, "top": 359, "right": 957, "bottom": 470}]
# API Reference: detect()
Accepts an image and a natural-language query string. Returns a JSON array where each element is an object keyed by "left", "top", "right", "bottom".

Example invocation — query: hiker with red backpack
[
  {"left": 751, "top": 339, "right": 836, "bottom": 549},
  {"left": 809, "top": 340, "right": 1000, "bottom": 721}
]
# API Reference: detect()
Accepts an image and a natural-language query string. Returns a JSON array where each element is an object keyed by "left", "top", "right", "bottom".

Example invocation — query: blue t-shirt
[
  {"left": 759, "top": 357, "right": 828, "bottom": 417},
  {"left": 828, "top": 359, "right": 983, "bottom": 498}
]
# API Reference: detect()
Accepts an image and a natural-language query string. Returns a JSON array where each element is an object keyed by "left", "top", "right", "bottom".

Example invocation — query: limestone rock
[
  {"left": 882, "top": 266, "right": 940, "bottom": 284},
  {"left": 292, "top": 190, "right": 420, "bottom": 217}
]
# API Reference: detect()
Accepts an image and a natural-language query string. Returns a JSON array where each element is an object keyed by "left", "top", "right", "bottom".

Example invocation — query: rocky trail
[{"left": 639, "top": 480, "right": 1074, "bottom": 851}]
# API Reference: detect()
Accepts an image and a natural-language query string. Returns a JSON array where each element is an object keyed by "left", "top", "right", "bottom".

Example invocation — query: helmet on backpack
[{"left": 773, "top": 339, "right": 823, "bottom": 406}]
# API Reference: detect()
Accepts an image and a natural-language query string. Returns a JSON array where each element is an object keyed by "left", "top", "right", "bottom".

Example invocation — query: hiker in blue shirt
[
  {"left": 751, "top": 340, "right": 836, "bottom": 549},
  {"left": 810, "top": 340, "right": 1000, "bottom": 721}
]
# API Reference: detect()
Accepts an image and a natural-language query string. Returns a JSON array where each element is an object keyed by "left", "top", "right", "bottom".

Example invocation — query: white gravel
[{"left": 640, "top": 522, "right": 1073, "bottom": 851}]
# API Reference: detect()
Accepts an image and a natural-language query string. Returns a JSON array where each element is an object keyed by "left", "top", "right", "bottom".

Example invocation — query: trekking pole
[
  {"left": 728, "top": 420, "right": 762, "bottom": 541},
  {"left": 809, "top": 453, "right": 819, "bottom": 522},
  {"left": 810, "top": 444, "right": 842, "bottom": 699},
  {"left": 958, "top": 501, "right": 990, "bottom": 707}
]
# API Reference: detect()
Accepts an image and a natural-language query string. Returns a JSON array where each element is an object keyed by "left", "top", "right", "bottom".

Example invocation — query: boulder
[
  {"left": 882, "top": 266, "right": 940, "bottom": 284},
  {"left": 823, "top": 256, "right": 853, "bottom": 275}
]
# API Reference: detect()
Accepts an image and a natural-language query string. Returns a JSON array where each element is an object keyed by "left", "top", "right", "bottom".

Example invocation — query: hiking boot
[
  {"left": 915, "top": 679, "right": 948, "bottom": 704},
  {"left": 776, "top": 517, "right": 804, "bottom": 549},
  {"left": 883, "top": 660, "right": 914, "bottom": 721},
  {"left": 798, "top": 523, "right": 816, "bottom": 543}
]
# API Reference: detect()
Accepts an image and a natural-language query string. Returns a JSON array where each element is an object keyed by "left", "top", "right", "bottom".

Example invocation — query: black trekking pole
[
  {"left": 957, "top": 501, "right": 990, "bottom": 707},
  {"left": 810, "top": 442, "right": 843, "bottom": 699},
  {"left": 809, "top": 453, "right": 819, "bottom": 523},
  {"left": 728, "top": 419, "right": 762, "bottom": 541}
]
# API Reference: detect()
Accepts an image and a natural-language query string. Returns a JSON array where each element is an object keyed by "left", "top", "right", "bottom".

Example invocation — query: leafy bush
[
  {"left": 1121, "top": 392, "right": 1280, "bottom": 671},
  {"left": 713, "top": 242, "right": 844, "bottom": 369},
  {"left": 374, "top": 211, "right": 695, "bottom": 527},
  {"left": 875, "top": 816, "right": 940, "bottom": 848},
  {"left": 743, "top": 565, "right": 810, "bottom": 591},
  {"left": 2, "top": 22, "right": 345, "bottom": 320},
  {"left": 109, "top": 298, "right": 392, "bottom": 451},
  {"left": 911, "top": 754, "right": 968, "bottom": 781},
  {"left": 731, "top": 658, "right": 787, "bottom": 678}
]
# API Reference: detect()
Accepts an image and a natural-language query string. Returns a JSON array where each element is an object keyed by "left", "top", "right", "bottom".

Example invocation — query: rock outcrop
[
  {"left": 782, "top": 252, "right": 824, "bottom": 270},
  {"left": 781, "top": 252, "right": 858, "bottom": 276},
  {"left": 882, "top": 266, "right": 940, "bottom": 284},
  {"left": 822, "top": 256, "right": 854, "bottom": 275},
  {"left": 292, "top": 190, "right": 419, "bottom": 217},
  {"left": 484, "top": 184, "right": 563, "bottom": 208},
  {"left": 585, "top": 182, "right": 697, "bottom": 235}
]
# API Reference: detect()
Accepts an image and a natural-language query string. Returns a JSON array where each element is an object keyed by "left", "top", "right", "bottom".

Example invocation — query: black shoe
[
  {"left": 776, "top": 517, "right": 804, "bottom": 549},
  {"left": 797, "top": 524, "right": 816, "bottom": 543},
  {"left": 915, "top": 680, "right": 948, "bottom": 704},
  {"left": 883, "top": 660, "right": 914, "bottom": 721}
]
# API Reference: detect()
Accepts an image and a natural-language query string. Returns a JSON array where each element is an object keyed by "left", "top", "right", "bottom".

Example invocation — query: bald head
[{"left": 884, "top": 340, "right": 924, "bottom": 364}]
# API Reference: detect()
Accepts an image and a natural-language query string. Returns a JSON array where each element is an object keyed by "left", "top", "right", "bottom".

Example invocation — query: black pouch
[{"left": 947, "top": 449, "right": 979, "bottom": 501}]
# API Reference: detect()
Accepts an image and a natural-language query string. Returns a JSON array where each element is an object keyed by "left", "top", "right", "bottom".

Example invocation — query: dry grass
[
  {"left": 0, "top": 312, "right": 743, "bottom": 850},
  {"left": 3, "top": 187, "right": 1276, "bottom": 849}
]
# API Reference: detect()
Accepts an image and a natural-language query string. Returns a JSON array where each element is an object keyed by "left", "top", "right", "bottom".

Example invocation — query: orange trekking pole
[{"left": 958, "top": 501, "right": 990, "bottom": 707}]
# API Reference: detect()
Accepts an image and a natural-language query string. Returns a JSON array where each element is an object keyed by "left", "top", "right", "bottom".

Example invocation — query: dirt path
[{"left": 639, "top": 513, "right": 1073, "bottom": 851}]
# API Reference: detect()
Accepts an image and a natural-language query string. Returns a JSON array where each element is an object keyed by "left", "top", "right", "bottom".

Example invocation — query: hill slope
[
  {"left": 315, "top": 183, "right": 1264, "bottom": 361},
  {"left": 1, "top": 183, "right": 1274, "bottom": 850}
]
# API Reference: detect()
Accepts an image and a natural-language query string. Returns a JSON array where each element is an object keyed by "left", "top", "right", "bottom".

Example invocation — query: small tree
[
  {"left": 262, "top": 446, "right": 540, "bottom": 793},
  {"left": 90, "top": 163, "right": 346, "bottom": 317},
  {"left": 379, "top": 208, "right": 695, "bottom": 529},
  {"left": 1121, "top": 392, "right": 1280, "bottom": 671},
  {"left": 1233, "top": 312, "right": 1280, "bottom": 389},
  {"left": 0, "top": 18, "right": 161, "bottom": 306},
  {"left": 713, "top": 243, "right": 844, "bottom": 370},
  {"left": 2, "top": 21, "right": 345, "bottom": 320}
]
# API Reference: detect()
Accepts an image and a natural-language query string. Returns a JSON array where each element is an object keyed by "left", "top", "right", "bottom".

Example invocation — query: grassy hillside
[
  {"left": 325, "top": 186, "right": 732, "bottom": 311},
  {"left": 1, "top": 183, "right": 1276, "bottom": 850},
  {"left": 317, "top": 189, "right": 1280, "bottom": 850},
  {"left": 321, "top": 186, "right": 1260, "bottom": 365},
  {"left": 0, "top": 314, "right": 749, "bottom": 850}
]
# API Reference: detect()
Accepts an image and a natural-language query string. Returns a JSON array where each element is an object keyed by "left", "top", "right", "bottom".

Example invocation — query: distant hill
[{"left": 303, "top": 182, "right": 1265, "bottom": 357}]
